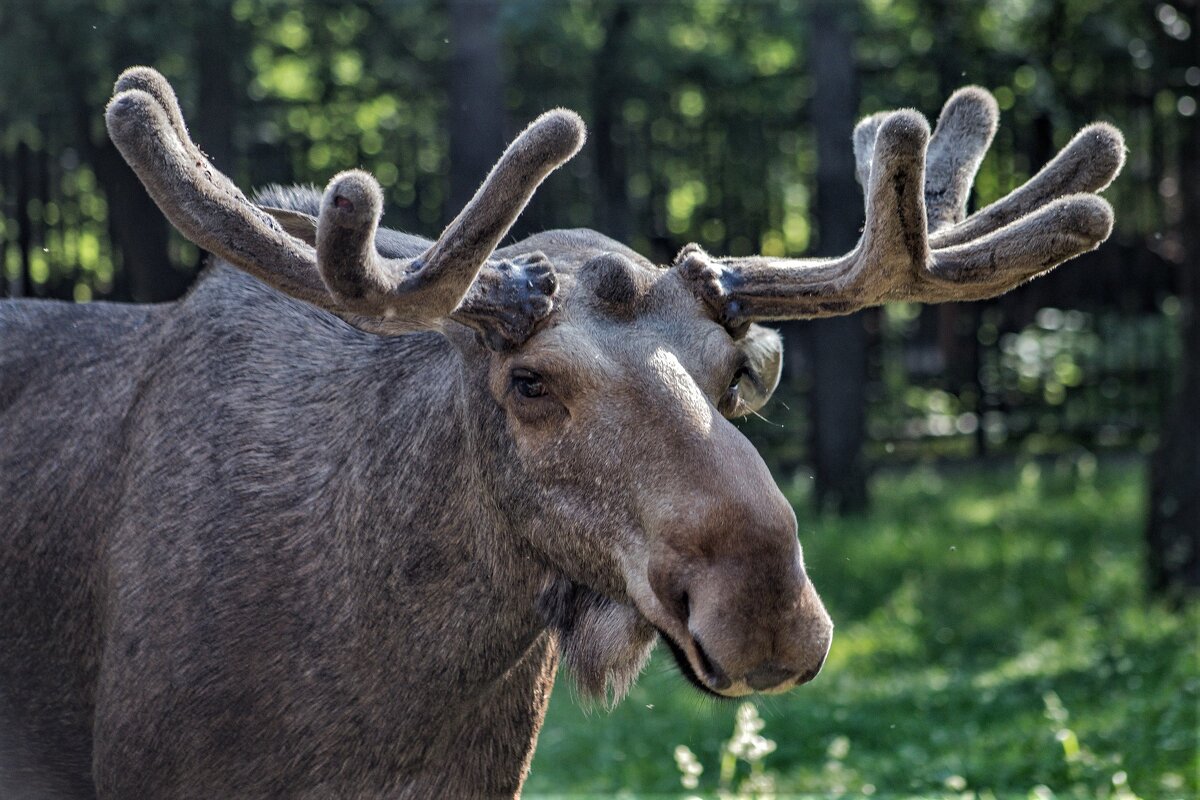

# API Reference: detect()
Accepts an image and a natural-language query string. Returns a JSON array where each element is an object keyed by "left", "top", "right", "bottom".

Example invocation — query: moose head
[{"left": 103, "top": 68, "right": 1123, "bottom": 706}]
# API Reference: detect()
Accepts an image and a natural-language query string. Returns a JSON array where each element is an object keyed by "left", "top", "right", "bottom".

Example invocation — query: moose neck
[
  {"left": 336, "top": 329, "right": 560, "bottom": 793},
  {"left": 167, "top": 283, "right": 564, "bottom": 795}
]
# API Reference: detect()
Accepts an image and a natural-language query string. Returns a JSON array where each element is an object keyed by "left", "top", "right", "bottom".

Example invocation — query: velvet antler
[
  {"left": 677, "top": 86, "right": 1125, "bottom": 329},
  {"left": 105, "top": 67, "right": 583, "bottom": 345}
]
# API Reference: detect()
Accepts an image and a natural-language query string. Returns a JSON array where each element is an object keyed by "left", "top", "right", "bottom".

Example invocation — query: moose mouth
[{"left": 656, "top": 627, "right": 733, "bottom": 699}]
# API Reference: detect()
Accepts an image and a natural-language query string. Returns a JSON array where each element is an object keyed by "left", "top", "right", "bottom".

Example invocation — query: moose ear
[
  {"left": 735, "top": 324, "right": 783, "bottom": 416},
  {"left": 258, "top": 205, "right": 318, "bottom": 247}
]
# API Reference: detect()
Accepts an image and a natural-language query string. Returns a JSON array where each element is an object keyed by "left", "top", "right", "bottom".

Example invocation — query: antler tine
[
  {"left": 114, "top": 67, "right": 248, "bottom": 203},
  {"left": 677, "top": 88, "right": 1122, "bottom": 328},
  {"left": 923, "top": 193, "right": 1113, "bottom": 301},
  {"left": 923, "top": 86, "right": 999, "bottom": 232},
  {"left": 930, "top": 122, "right": 1125, "bottom": 248},
  {"left": 852, "top": 111, "right": 888, "bottom": 189},
  {"left": 852, "top": 87, "right": 997, "bottom": 227},
  {"left": 113, "top": 68, "right": 191, "bottom": 155},
  {"left": 105, "top": 68, "right": 331, "bottom": 309},
  {"left": 314, "top": 109, "right": 584, "bottom": 319}
]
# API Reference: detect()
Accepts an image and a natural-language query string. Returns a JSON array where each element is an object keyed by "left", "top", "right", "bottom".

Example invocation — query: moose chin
[{"left": 0, "top": 66, "right": 1122, "bottom": 798}]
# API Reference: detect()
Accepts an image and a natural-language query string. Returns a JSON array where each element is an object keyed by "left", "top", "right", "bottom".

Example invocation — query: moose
[{"left": 0, "top": 67, "right": 1123, "bottom": 798}]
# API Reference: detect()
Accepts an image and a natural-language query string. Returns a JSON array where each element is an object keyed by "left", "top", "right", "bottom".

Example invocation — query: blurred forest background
[{"left": 0, "top": 0, "right": 1195, "bottom": 797}]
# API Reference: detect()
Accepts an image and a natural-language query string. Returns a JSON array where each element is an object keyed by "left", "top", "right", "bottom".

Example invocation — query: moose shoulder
[{"left": 0, "top": 68, "right": 1123, "bottom": 799}]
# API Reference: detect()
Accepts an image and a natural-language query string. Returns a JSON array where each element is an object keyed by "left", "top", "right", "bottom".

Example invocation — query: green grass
[{"left": 525, "top": 458, "right": 1198, "bottom": 799}]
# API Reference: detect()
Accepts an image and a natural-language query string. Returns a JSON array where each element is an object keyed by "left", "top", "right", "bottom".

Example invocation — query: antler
[
  {"left": 677, "top": 86, "right": 1125, "bottom": 330},
  {"left": 105, "top": 67, "right": 583, "bottom": 345}
]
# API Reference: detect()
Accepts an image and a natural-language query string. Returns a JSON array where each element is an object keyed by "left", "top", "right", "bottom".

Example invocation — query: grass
[{"left": 524, "top": 457, "right": 1198, "bottom": 799}]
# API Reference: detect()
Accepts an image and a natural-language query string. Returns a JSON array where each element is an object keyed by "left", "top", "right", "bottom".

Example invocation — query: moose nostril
[
  {"left": 673, "top": 590, "right": 690, "bottom": 625},
  {"left": 745, "top": 664, "right": 795, "bottom": 691},
  {"left": 691, "top": 635, "right": 731, "bottom": 691}
]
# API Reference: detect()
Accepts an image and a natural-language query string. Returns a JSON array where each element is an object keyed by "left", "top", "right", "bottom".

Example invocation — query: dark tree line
[{"left": 1146, "top": 0, "right": 1199, "bottom": 601}]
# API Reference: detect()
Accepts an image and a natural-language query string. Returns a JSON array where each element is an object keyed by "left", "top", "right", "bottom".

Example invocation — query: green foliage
[
  {"left": 526, "top": 461, "right": 1197, "bottom": 798},
  {"left": 736, "top": 302, "right": 1181, "bottom": 475},
  {"left": 236, "top": 0, "right": 452, "bottom": 230},
  {"left": 505, "top": 0, "right": 815, "bottom": 257}
]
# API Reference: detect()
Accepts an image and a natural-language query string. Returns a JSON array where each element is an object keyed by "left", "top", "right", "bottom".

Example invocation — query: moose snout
[
  {"left": 649, "top": 534, "right": 833, "bottom": 696},
  {"left": 638, "top": 413, "right": 833, "bottom": 695}
]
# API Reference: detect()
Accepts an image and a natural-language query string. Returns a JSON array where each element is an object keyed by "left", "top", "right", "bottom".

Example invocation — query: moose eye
[
  {"left": 511, "top": 368, "right": 548, "bottom": 399},
  {"left": 719, "top": 366, "right": 751, "bottom": 417}
]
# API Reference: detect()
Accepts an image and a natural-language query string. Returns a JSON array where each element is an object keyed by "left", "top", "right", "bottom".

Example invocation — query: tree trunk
[
  {"left": 189, "top": 1, "right": 242, "bottom": 278},
  {"left": 13, "top": 140, "right": 32, "bottom": 299},
  {"left": 193, "top": 5, "right": 239, "bottom": 181},
  {"left": 0, "top": 148, "right": 8, "bottom": 297},
  {"left": 1146, "top": 19, "right": 1200, "bottom": 599},
  {"left": 1146, "top": 269, "right": 1200, "bottom": 601},
  {"left": 804, "top": 0, "right": 868, "bottom": 514},
  {"left": 590, "top": 2, "right": 634, "bottom": 243},
  {"left": 92, "top": 140, "right": 186, "bottom": 303},
  {"left": 446, "top": 0, "right": 506, "bottom": 218}
]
